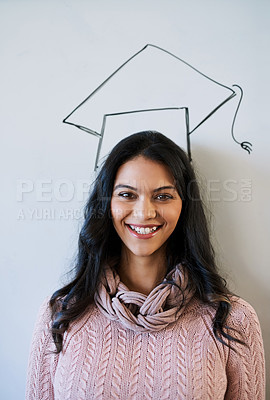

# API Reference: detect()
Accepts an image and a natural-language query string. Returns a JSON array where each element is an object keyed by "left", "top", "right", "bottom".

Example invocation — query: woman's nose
[{"left": 133, "top": 198, "right": 157, "bottom": 219}]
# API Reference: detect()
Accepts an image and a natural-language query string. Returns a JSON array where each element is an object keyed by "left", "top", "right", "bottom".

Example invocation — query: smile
[
  {"left": 126, "top": 224, "right": 162, "bottom": 238},
  {"left": 129, "top": 225, "right": 159, "bottom": 234}
]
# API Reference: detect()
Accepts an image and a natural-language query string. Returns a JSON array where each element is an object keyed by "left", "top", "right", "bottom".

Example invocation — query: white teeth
[{"left": 129, "top": 225, "right": 159, "bottom": 235}]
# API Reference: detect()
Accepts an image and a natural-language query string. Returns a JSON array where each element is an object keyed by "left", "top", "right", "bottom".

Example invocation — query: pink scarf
[{"left": 94, "top": 265, "right": 193, "bottom": 332}]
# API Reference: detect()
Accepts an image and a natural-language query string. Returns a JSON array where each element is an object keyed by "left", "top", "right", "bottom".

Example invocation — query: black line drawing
[{"left": 63, "top": 44, "right": 252, "bottom": 170}]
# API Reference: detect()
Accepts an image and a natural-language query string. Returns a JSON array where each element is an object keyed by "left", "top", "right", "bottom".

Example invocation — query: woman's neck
[{"left": 117, "top": 249, "right": 167, "bottom": 295}]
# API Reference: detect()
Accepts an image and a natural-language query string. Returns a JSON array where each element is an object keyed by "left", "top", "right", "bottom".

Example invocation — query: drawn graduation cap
[{"left": 63, "top": 44, "right": 252, "bottom": 170}]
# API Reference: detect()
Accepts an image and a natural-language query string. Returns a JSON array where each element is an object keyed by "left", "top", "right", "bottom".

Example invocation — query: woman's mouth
[{"left": 126, "top": 224, "right": 162, "bottom": 238}]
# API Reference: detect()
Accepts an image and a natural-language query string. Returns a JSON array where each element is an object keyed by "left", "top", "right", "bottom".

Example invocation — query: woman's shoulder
[
  {"left": 33, "top": 296, "right": 98, "bottom": 348},
  {"left": 33, "top": 296, "right": 96, "bottom": 333},
  {"left": 182, "top": 294, "right": 261, "bottom": 330},
  {"left": 226, "top": 295, "right": 263, "bottom": 337},
  {"left": 33, "top": 296, "right": 52, "bottom": 328},
  {"left": 229, "top": 295, "right": 260, "bottom": 318}
]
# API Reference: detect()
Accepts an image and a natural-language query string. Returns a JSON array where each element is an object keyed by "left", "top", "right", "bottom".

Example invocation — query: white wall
[{"left": 1, "top": 1, "right": 269, "bottom": 398}]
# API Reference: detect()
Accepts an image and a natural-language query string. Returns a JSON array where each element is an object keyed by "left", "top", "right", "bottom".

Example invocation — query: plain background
[{"left": 1, "top": 1, "right": 269, "bottom": 398}]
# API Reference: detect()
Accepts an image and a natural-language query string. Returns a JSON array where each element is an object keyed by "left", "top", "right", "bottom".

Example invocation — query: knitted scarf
[{"left": 94, "top": 264, "right": 193, "bottom": 332}]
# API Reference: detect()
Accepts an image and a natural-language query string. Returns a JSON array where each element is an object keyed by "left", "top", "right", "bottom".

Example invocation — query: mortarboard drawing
[{"left": 63, "top": 44, "right": 252, "bottom": 170}]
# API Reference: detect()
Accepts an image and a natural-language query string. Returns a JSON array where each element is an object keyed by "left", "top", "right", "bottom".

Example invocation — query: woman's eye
[
  {"left": 156, "top": 194, "right": 173, "bottom": 201},
  {"left": 118, "top": 192, "right": 136, "bottom": 199}
]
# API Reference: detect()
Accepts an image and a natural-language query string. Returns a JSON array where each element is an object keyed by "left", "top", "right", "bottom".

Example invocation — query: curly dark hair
[{"left": 50, "top": 130, "right": 243, "bottom": 353}]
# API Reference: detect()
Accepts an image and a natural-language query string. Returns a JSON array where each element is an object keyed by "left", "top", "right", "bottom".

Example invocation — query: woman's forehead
[{"left": 114, "top": 156, "right": 175, "bottom": 188}]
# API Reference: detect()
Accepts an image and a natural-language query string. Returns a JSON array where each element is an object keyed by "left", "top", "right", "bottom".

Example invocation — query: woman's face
[{"left": 111, "top": 156, "right": 182, "bottom": 259}]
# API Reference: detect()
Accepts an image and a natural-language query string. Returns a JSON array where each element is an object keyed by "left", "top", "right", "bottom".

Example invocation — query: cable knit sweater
[{"left": 26, "top": 265, "right": 265, "bottom": 399}]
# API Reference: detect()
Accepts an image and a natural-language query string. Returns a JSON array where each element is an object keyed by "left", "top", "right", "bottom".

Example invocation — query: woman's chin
[{"left": 122, "top": 244, "right": 166, "bottom": 260}]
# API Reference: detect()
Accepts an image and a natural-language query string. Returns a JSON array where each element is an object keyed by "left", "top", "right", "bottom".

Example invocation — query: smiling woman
[
  {"left": 111, "top": 157, "right": 182, "bottom": 294},
  {"left": 111, "top": 156, "right": 182, "bottom": 294},
  {"left": 26, "top": 131, "right": 265, "bottom": 399}
]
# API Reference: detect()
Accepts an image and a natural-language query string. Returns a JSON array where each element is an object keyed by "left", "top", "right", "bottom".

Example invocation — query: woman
[{"left": 26, "top": 131, "right": 265, "bottom": 399}]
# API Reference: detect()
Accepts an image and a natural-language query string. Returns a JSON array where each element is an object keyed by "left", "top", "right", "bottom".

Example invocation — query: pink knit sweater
[{"left": 26, "top": 266, "right": 265, "bottom": 399}]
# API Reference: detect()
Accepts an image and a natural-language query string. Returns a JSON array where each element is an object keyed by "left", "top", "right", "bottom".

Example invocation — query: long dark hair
[{"left": 50, "top": 131, "right": 242, "bottom": 352}]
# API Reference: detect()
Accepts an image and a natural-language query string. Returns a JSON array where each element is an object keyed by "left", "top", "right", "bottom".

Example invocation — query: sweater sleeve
[
  {"left": 224, "top": 297, "right": 265, "bottom": 400},
  {"left": 26, "top": 298, "right": 58, "bottom": 400}
]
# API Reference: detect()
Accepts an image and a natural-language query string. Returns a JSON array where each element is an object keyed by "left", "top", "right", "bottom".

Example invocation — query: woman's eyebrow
[
  {"left": 113, "top": 184, "right": 177, "bottom": 192},
  {"left": 114, "top": 184, "right": 137, "bottom": 191},
  {"left": 153, "top": 185, "right": 177, "bottom": 192}
]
